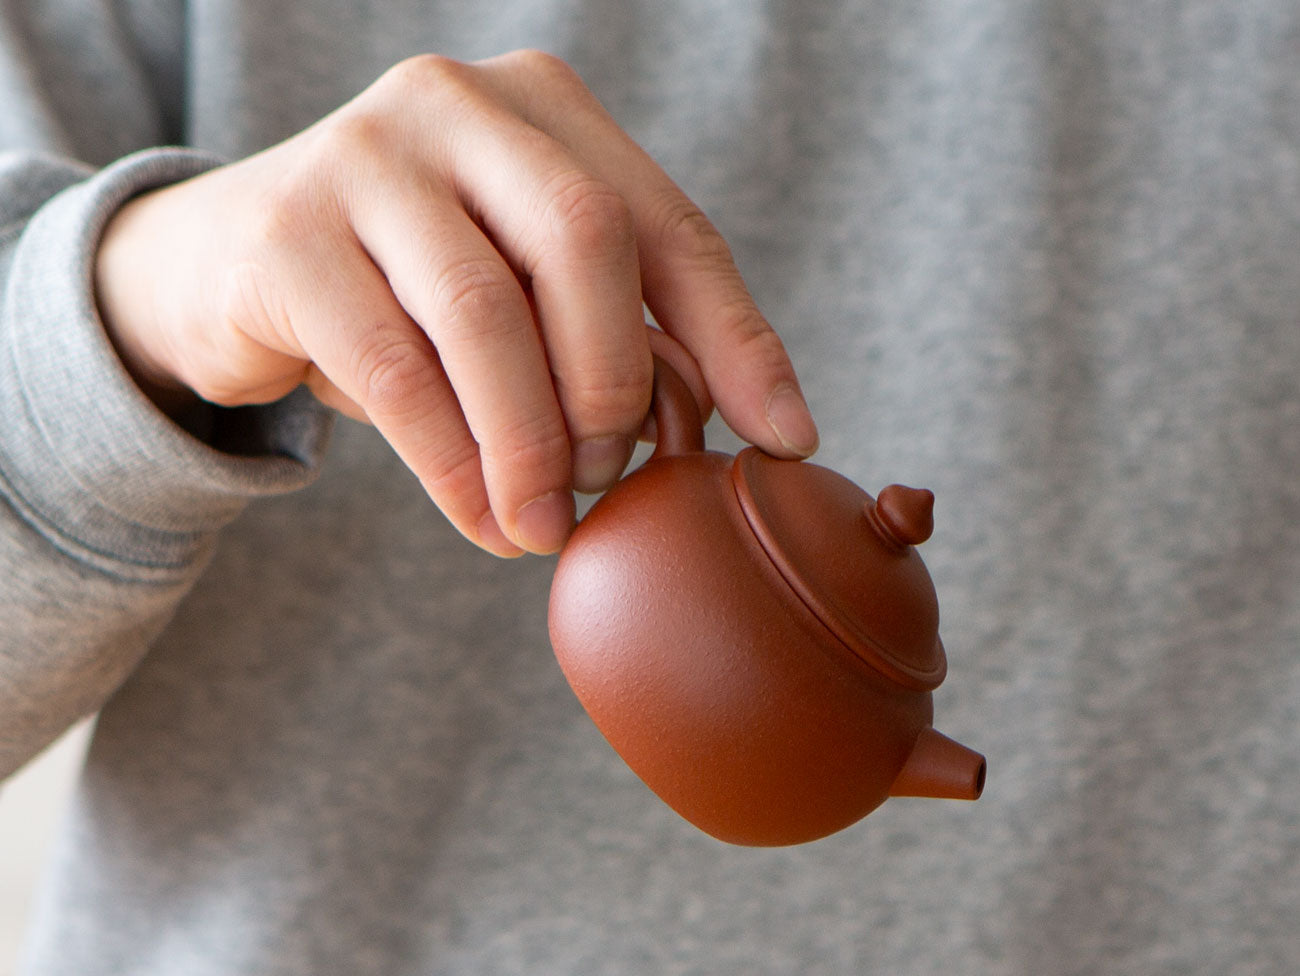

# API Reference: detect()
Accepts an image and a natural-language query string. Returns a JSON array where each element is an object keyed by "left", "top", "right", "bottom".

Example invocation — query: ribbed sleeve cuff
[{"left": 0, "top": 148, "right": 333, "bottom": 579}]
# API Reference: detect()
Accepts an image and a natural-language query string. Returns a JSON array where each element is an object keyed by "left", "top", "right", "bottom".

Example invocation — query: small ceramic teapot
[{"left": 548, "top": 357, "right": 985, "bottom": 846}]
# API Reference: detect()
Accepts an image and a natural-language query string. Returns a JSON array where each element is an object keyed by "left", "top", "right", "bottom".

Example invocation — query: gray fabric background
[{"left": 2, "top": 1, "right": 1298, "bottom": 973}]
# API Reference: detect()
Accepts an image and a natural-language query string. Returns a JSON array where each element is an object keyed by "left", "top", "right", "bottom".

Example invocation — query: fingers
[
  {"left": 476, "top": 50, "right": 819, "bottom": 459},
  {"left": 360, "top": 55, "right": 653, "bottom": 498},
  {"left": 426, "top": 65, "right": 653, "bottom": 492},
  {"left": 328, "top": 50, "right": 811, "bottom": 560},
  {"left": 347, "top": 197, "right": 574, "bottom": 551},
  {"left": 201, "top": 52, "right": 815, "bottom": 560},
  {"left": 271, "top": 231, "right": 528, "bottom": 557},
  {"left": 637, "top": 196, "right": 819, "bottom": 458}
]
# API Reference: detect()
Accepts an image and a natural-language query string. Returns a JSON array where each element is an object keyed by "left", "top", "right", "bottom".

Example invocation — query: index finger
[{"left": 635, "top": 190, "right": 820, "bottom": 458}]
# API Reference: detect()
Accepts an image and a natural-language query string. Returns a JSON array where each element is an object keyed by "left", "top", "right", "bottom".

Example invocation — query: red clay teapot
[{"left": 548, "top": 357, "right": 985, "bottom": 846}]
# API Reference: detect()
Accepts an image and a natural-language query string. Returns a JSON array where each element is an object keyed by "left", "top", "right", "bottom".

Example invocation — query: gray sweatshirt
[{"left": 2, "top": 1, "right": 1298, "bottom": 974}]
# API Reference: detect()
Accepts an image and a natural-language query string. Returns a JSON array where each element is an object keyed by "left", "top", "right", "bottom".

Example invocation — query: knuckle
[
  {"left": 429, "top": 257, "right": 522, "bottom": 342},
  {"left": 321, "top": 109, "right": 392, "bottom": 169},
  {"left": 480, "top": 408, "right": 570, "bottom": 477},
  {"left": 368, "top": 55, "right": 486, "bottom": 125},
  {"left": 382, "top": 52, "right": 464, "bottom": 92},
  {"left": 544, "top": 175, "right": 636, "bottom": 257},
  {"left": 504, "top": 48, "right": 582, "bottom": 88},
  {"left": 311, "top": 106, "right": 409, "bottom": 194},
  {"left": 557, "top": 356, "right": 653, "bottom": 428},
  {"left": 419, "top": 439, "right": 484, "bottom": 504},
  {"left": 652, "top": 194, "right": 736, "bottom": 271},
  {"left": 353, "top": 332, "right": 429, "bottom": 417},
  {"left": 715, "top": 298, "right": 789, "bottom": 363}
]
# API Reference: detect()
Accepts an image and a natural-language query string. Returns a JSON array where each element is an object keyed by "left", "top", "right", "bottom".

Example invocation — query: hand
[{"left": 95, "top": 50, "right": 818, "bottom": 557}]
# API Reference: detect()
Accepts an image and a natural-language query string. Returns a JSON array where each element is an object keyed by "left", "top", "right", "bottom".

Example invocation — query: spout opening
[{"left": 890, "top": 727, "right": 986, "bottom": 801}]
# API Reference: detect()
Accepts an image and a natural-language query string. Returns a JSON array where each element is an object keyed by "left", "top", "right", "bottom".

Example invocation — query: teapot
[{"left": 548, "top": 357, "right": 985, "bottom": 846}]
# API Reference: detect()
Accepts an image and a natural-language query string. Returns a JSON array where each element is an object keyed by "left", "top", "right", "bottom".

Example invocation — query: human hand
[{"left": 94, "top": 51, "right": 818, "bottom": 557}]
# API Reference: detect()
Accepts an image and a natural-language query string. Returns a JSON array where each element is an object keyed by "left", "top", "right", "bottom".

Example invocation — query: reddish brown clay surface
[{"left": 548, "top": 357, "right": 985, "bottom": 846}]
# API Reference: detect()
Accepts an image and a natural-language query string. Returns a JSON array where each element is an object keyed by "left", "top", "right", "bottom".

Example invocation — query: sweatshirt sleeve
[{"left": 0, "top": 151, "right": 334, "bottom": 780}]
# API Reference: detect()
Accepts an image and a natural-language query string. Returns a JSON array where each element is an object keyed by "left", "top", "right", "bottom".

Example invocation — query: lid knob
[{"left": 868, "top": 485, "right": 935, "bottom": 549}]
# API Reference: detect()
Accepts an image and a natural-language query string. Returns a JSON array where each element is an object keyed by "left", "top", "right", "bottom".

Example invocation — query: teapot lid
[{"left": 731, "top": 449, "right": 948, "bottom": 692}]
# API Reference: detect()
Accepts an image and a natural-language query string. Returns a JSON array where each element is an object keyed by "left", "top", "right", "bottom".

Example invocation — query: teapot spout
[{"left": 890, "top": 727, "right": 986, "bottom": 800}]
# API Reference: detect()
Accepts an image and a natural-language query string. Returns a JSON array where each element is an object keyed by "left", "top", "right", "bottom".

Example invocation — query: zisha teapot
[{"left": 548, "top": 357, "right": 985, "bottom": 846}]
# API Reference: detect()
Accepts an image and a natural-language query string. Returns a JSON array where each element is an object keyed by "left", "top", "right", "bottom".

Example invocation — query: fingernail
[
  {"left": 573, "top": 434, "right": 634, "bottom": 494},
  {"left": 514, "top": 489, "right": 576, "bottom": 554},
  {"left": 476, "top": 510, "right": 524, "bottom": 558},
  {"left": 765, "top": 383, "right": 819, "bottom": 457}
]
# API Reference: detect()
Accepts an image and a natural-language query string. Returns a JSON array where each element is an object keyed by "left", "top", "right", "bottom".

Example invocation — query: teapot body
[{"left": 548, "top": 449, "right": 935, "bottom": 846}]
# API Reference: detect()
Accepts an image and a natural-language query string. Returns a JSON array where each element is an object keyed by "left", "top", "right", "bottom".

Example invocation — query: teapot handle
[{"left": 648, "top": 354, "right": 706, "bottom": 461}]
